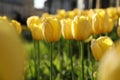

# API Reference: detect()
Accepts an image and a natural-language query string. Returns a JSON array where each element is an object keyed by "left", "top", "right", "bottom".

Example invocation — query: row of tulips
[
  {"left": 0, "top": 6, "right": 120, "bottom": 80},
  {"left": 27, "top": 8, "right": 117, "bottom": 42},
  {"left": 25, "top": 7, "right": 120, "bottom": 80}
]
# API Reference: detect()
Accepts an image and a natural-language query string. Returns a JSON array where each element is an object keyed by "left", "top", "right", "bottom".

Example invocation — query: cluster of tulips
[
  {"left": 25, "top": 7, "right": 120, "bottom": 80},
  {"left": 1, "top": 6, "right": 120, "bottom": 80}
]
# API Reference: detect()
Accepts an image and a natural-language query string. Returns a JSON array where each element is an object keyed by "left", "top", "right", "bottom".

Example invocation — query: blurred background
[{"left": 0, "top": 0, "right": 118, "bottom": 25}]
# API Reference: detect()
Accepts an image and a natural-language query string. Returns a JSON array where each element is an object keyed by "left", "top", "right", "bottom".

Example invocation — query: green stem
[
  {"left": 58, "top": 40, "right": 63, "bottom": 80},
  {"left": 87, "top": 43, "right": 93, "bottom": 80},
  {"left": 50, "top": 42, "right": 53, "bottom": 80},
  {"left": 79, "top": 42, "right": 84, "bottom": 80},
  {"left": 68, "top": 40, "right": 74, "bottom": 80},
  {"left": 37, "top": 41, "right": 40, "bottom": 80},
  {"left": 34, "top": 40, "right": 37, "bottom": 80},
  {"left": 34, "top": 40, "right": 40, "bottom": 80},
  {"left": 87, "top": 43, "right": 90, "bottom": 62}
]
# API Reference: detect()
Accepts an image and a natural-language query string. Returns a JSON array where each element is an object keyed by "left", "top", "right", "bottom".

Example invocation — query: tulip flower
[
  {"left": 61, "top": 18, "right": 74, "bottom": 79},
  {"left": 27, "top": 16, "right": 41, "bottom": 31},
  {"left": 27, "top": 16, "right": 43, "bottom": 41},
  {"left": 42, "top": 17, "right": 61, "bottom": 42},
  {"left": 117, "top": 18, "right": 120, "bottom": 37},
  {"left": 72, "top": 16, "right": 91, "bottom": 41},
  {"left": 61, "top": 18, "right": 73, "bottom": 40},
  {"left": 0, "top": 19, "right": 26, "bottom": 80},
  {"left": 92, "top": 10, "right": 114, "bottom": 34},
  {"left": 0, "top": 16, "right": 8, "bottom": 20},
  {"left": 91, "top": 36, "right": 114, "bottom": 61},
  {"left": 41, "top": 12, "right": 49, "bottom": 18},
  {"left": 31, "top": 24, "right": 43, "bottom": 41},
  {"left": 57, "top": 9, "right": 67, "bottom": 19},
  {"left": 67, "top": 11, "right": 75, "bottom": 19},
  {"left": 117, "top": 26, "right": 120, "bottom": 37},
  {"left": 106, "top": 7, "right": 118, "bottom": 22},
  {"left": 11, "top": 20, "right": 22, "bottom": 34},
  {"left": 98, "top": 41, "right": 120, "bottom": 80},
  {"left": 73, "top": 8, "right": 80, "bottom": 16}
]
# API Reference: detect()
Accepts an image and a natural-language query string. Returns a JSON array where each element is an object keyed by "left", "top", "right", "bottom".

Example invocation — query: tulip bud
[
  {"left": 27, "top": 16, "right": 43, "bottom": 40},
  {"left": 0, "top": 19, "right": 26, "bottom": 80},
  {"left": 106, "top": 7, "right": 118, "bottom": 22},
  {"left": 41, "top": 12, "right": 49, "bottom": 18},
  {"left": 91, "top": 36, "right": 114, "bottom": 61},
  {"left": 67, "top": 11, "right": 75, "bottom": 19},
  {"left": 92, "top": 10, "right": 114, "bottom": 34},
  {"left": 31, "top": 24, "right": 43, "bottom": 41},
  {"left": 27, "top": 16, "right": 41, "bottom": 31},
  {"left": 57, "top": 9, "right": 67, "bottom": 19},
  {"left": 72, "top": 16, "right": 91, "bottom": 41},
  {"left": 11, "top": 20, "right": 22, "bottom": 34},
  {"left": 73, "top": 8, "right": 80, "bottom": 16},
  {"left": 42, "top": 17, "right": 61, "bottom": 42},
  {"left": 61, "top": 18, "right": 73, "bottom": 40},
  {"left": 98, "top": 41, "right": 120, "bottom": 80}
]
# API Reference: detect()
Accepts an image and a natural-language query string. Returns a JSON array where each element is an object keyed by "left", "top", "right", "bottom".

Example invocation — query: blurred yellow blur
[
  {"left": 0, "top": 18, "right": 26, "bottom": 80},
  {"left": 98, "top": 41, "right": 120, "bottom": 80}
]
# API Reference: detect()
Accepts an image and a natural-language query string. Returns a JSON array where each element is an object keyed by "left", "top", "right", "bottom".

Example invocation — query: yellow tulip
[
  {"left": 42, "top": 17, "right": 61, "bottom": 42},
  {"left": 118, "top": 18, "right": 120, "bottom": 26},
  {"left": 11, "top": 20, "right": 22, "bottom": 34},
  {"left": 0, "top": 19, "right": 26, "bottom": 80},
  {"left": 57, "top": 9, "right": 67, "bottom": 19},
  {"left": 106, "top": 7, "right": 118, "bottom": 22},
  {"left": 0, "top": 16, "right": 8, "bottom": 20},
  {"left": 91, "top": 36, "right": 114, "bottom": 61},
  {"left": 67, "top": 11, "right": 75, "bottom": 19},
  {"left": 72, "top": 16, "right": 91, "bottom": 41},
  {"left": 61, "top": 18, "right": 73, "bottom": 40},
  {"left": 117, "top": 18, "right": 120, "bottom": 37},
  {"left": 27, "top": 16, "right": 43, "bottom": 40},
  {"left": 117, "top": 26, "right": 120, "bottom": 37},
  {"left": 92, "top": 10, "right": 114, "bottom": 34},
  {"left": 41, "top": 12, "right": 49, "bottom": 18},
  {"left": 73, "top": 8, "right": 80, "bottom": 16},
  {"left": 31, "top": 24, "right": 43, "bottom": 41},
  {"left": 98, "top": 41, "right": 120, "bottom": 80},
  {"left": 27, "top": 16, "right": 41, "bottom": 31}
]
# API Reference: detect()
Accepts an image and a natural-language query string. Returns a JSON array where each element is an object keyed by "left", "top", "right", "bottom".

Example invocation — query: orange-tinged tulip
[
  {"left": 0, "top": 19, "right": 26, "bottom": 80},
  {"left": 27, "top": 16, "right": 41, "bottom": 31},
  {"left": 72, "top": 16, "right": 91, "bottom": 41},
  {"left": 61, "top": 18, "right": 73, "bottom": 40},
  {"left": 91, "top": 36, "right": 114, "bottom": 61},
  {"left": 42, "top": 17, "right": 61, "bottom": 42},
  {"left": 98, "top": 41, "right": 120, "bottom": 80},
  {"left": 11, "top": 20, "right": 22, "bottom": 34},
  {"left": 31, "top": 24, "right": 43, "bottom": 41}
]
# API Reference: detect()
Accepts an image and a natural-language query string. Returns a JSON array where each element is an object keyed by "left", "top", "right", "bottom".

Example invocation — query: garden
[{"left": 0, "top": 7, "right": 120, "bottom": 80}]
